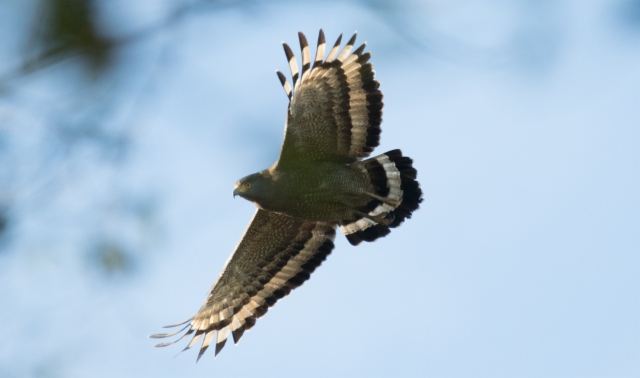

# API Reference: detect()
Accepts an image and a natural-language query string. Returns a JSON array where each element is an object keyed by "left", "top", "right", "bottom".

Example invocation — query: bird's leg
[
  {"left": 372, "top": 212, "right": 395, "bottom": 226},
  {"left": 350, "top": 209, "right": 394, "bottom": 226},
  {"left": 364, "top": 191, "right": 400, "bottom": 206}
]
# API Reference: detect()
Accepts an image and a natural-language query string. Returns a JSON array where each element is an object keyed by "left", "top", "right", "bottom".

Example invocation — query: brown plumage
[{"left": 151, "top": 30, "right": 422, "bottom": 360}]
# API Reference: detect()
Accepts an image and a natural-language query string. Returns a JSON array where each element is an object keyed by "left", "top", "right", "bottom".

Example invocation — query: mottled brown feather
[{"left": 153, "top": 210, "right": 336, "bottom": 360}]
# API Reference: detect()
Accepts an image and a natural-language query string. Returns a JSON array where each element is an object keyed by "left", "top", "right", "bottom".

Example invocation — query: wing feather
[
  {"left": 298, "top": 32, "right": 311, "bottom": 82},
  {"left": 282, "top": 43, "right": 299, "bottom": 89},
  {"left": 275, "top": 30, "right": 383, "bottom": 168},
  {"left": 151, "top": 210, "right": 336, "bottom": 360},
  {"left": 313, "top": 30, "right": 326, "bottom": 69},
  {"left": 276, "top": 70, "right": 292, "bottom": 100},
  {"left": 325, "top": 33, "right": 342, "bottom": 63},
  {"left": 336, "top": 32, "right": 357, "bottom": 62}
]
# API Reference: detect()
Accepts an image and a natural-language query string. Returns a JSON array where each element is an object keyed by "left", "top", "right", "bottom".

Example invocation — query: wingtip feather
[
  {"left": 276, "top": 70, "right": 292, "bottom": 100},
  {"left": 161, "top": 318, "right": 192, "bottom": 328},
  {"left": 326, "top": 33, "right": 343, "bottom": 62},
  {"left": 337, "top": 32, "right": 358, "bottom": 62},
  {"left": 149, "top": 324, "right": 190, "bottom": 339},
  {"left": 282, "top": 42, "right": 299, "bottom": 88},
  {"left": 313, "top": 29, "right": 327, "bottom": 69}
]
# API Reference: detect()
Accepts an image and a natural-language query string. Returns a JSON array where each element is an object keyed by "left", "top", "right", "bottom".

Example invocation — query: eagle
[{"left": 151, "top": 30, "right": 422, "bottom": 361}]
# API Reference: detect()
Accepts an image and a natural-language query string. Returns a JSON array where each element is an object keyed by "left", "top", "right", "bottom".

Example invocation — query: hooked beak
[{"left": 233, "top": 188, "right": 239, "bottom": 198}]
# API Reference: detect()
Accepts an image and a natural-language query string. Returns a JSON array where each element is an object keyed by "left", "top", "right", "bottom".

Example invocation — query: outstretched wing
[
  {"left": 274, "top": 30, "right": 383, "bottom": 168},
  {"left": 150, "top": 210, "right": 336, "bottom": 360}
]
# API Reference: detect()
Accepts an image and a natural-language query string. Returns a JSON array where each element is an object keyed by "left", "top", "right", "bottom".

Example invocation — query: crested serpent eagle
[{"left": 151, "top": 30, "right": 423, "bottom": 361}]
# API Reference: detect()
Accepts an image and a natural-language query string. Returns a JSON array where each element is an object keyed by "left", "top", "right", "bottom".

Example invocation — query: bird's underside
[{"left": 151, "top": 30, "right": 422, "bottom": 361}]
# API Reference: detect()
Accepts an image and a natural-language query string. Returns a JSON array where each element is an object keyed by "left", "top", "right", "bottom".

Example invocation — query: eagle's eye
[{"left": 244, "top": 182, "right": 252, "bottom": 189}]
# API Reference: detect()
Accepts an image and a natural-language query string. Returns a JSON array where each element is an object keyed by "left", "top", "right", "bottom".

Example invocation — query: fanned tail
[{"left": 341, "top": 149, "right": 422, "bottom": 246}]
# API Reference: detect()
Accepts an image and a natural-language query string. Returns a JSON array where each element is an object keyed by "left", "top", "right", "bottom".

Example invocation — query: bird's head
[{"left": 233, "top": 172, "right": 271, "bottom": 203}]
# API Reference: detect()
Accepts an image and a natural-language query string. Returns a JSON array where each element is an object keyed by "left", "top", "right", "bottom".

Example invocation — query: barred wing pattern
[
  {"left": 275, "top": 30, "right": 383, "bottom": 167},
  {"left": 151, "top": 210, "right": 336, "bottom": 360}
]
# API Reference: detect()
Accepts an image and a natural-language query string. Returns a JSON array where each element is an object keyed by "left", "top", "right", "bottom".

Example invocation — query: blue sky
[{"left": 1, "top": 0, "right": 638, "bottom": 377}]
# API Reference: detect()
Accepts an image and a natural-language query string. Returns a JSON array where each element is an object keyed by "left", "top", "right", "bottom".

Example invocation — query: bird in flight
[{"left": 151, "top": 30, "right": 422, "bottom": 361}]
